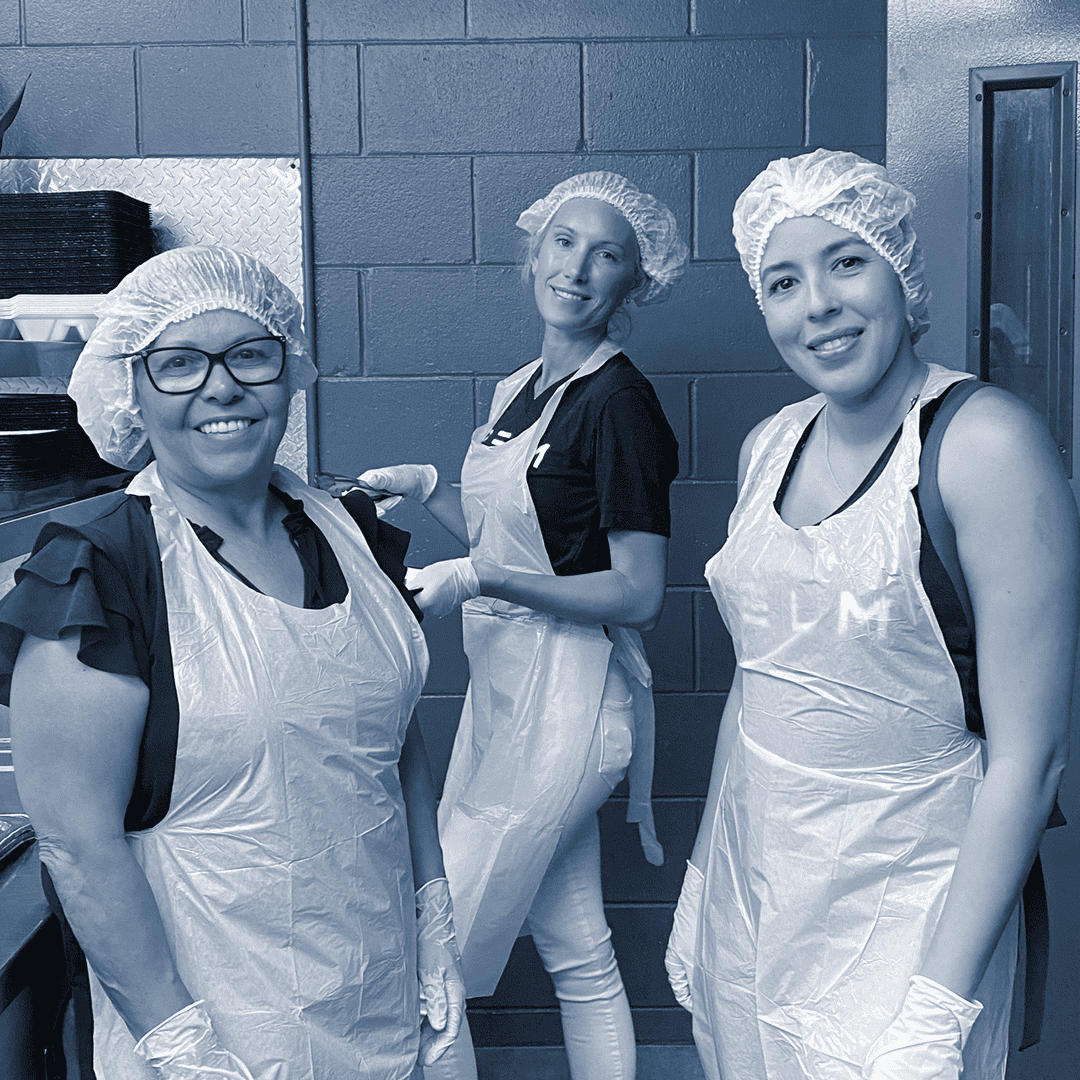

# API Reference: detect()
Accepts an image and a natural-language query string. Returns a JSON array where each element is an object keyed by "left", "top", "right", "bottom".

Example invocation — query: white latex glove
[
  {"left": 356, "top": 464, "right": 438, "bottom": 505},
  {"left": 415, "top": 877, "right": 466, "bottom": 1067},
  {"left": 134, "top": 1000, "right": 263, "bottom": 1079},
  {"left": 665, "top": 860, "right": 704, "bottom": 1013},
  {"left": 863, "top": 975, "right": 983, "bottom": 1080},
  {"left": 405, "top": 559, "right": 480, "bottom": 618}
]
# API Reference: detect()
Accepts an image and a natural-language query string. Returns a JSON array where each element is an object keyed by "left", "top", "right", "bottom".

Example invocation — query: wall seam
[
  {"left": 578, "top": 42, "right": 586, "bottom": 151},
  {"left": 133, "top": 45, "right": 143, "bottom": 155}
]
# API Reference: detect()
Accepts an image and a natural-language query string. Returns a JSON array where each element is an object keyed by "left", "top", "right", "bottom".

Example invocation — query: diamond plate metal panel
[{"left": 0, "top": 157, "right": 308, "bottom": 476}]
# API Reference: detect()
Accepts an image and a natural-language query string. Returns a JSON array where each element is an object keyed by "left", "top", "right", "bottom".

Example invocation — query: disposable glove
[
  {"left": 416, "top": 877, "right": 466, "bottom": 1067},
  {"left": 356, "top": 464, "right": 438, "bottom": 504},
  {"left": 133, "top": 1000, "right": 265, "bottom": 1079},
  {"left": 863, "top": 975, "right": 983, "bottom": 1080},
  {"left": 405, "top": 559, "right": 480, "bottom": 618},
  {"left": 665, "top": 860, "right": 704, "bottom": 1013}
]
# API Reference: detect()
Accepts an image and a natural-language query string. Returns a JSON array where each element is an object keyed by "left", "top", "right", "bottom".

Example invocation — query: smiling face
[
  {"left": 531, "top": 198, "right": 642, "bottom": 340},
  {"left": 760, "top": 215, "right": 914, "bottom": 404},
  {"left": 133, "top": 309, "right": 290, "bottom": 496}
]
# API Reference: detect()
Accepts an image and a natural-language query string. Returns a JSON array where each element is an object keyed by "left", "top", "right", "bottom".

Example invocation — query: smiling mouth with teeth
[
  {"left": 809, "top": 331, "right": 862, "bottom": 354},
  {"left": 198, "top": 419, "right": 255, "bottom": 434},
  {"left": 551, "top": 287, "right": 589, "bottom": 301}
]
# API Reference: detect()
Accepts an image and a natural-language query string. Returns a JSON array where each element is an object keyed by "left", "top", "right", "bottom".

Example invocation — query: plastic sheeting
[
  {"left": 695, "top": 363, "right": 1015, "bottom": 1079},
  {"left": 89, "top": 464, "right": 428, "bottom": 1079},
  {"left": 438, "top": 341, "right": 660, "bottom": 998}
]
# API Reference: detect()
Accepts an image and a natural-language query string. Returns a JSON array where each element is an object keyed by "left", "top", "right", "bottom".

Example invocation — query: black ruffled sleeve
[
  {"left": 338, "top": 488, "right": 423, "bottom": 622},
  {"left": 0, "top": 503, "right": 155, "bottom": 706}
]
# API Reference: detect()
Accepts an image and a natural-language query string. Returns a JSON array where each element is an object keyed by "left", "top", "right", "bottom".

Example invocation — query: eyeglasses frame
[{"left": 124, "top": 335, "right": 288, "bottom": 395}]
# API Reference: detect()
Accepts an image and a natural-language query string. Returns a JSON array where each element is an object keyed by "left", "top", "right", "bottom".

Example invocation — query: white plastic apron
[
  {"left": 88, "top": 464, "right": 428, "bottom": 1080},
  {"left": 696, "top": 364, "right": 1015, "bottom": 1080},
  {"left": 438, "top": 341, "right": 662, "bottom": 997}
]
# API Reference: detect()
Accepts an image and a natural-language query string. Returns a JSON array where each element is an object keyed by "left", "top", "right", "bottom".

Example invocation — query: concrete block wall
[
  {"left": 307, "top": 0, "right": 888, "bottom": 1050},
  {"left": 1, "top": 0, "right": 888, "bottom": 1054}
]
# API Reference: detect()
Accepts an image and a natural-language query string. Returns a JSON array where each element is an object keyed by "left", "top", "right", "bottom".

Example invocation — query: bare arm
[
  {"left": 422, "top": 477, "right": 470, "bottom": 548},
  {"left": 10, "top": 631, "right": 193, "bottom": 1039},
  {"left": 399, "top": 713, "right": 445, "bottom": 889},
  {"left": 473, "top": 529, "right": 668, "bottom": 631},
  {"left": 919, "top": 388, "right": 1078, "bottom": 1000}
]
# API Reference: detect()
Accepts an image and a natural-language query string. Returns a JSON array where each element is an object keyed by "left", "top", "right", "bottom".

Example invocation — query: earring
[{"left": 624, "top": 296, "right": 631, "bottom": 305}]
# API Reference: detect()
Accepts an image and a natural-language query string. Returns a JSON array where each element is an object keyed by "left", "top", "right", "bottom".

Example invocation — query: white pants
[{"left": 425, "top": 668, "right": 637, "bottom": 1080}]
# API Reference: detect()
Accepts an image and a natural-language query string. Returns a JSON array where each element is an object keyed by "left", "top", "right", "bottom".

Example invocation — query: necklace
[{"left": 822, "top": 379, "right": 923, "bottom": 497}]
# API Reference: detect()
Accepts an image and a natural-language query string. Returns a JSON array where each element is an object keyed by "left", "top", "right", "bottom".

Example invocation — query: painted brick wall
[{"left": 0, "top": 0, "right": 888, "bottom": 1054}]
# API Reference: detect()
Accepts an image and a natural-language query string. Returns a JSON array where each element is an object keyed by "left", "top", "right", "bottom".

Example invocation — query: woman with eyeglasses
[{"left": 0, "top": 246, "right": 464, "bottom": 1080}]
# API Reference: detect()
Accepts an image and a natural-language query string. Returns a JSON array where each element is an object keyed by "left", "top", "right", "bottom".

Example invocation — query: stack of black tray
[
  {"left": 0, "top": 393, "right": 114, "bottom": 491},
  {"left": 0, "top": 190, "right": 155, "bottom": 297}
]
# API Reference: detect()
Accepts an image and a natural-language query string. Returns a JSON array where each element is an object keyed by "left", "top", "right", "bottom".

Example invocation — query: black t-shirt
[
  {"left": 0, "top": 486, "right": 419, "bottom": 832},
  {"left": 483, "top": 353, "right": 679, "bottom": 576}
]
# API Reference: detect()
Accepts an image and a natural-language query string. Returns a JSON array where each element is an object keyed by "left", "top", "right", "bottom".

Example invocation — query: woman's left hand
[
  {"left": 405, "top": 559, "right": 480, "bottom": 618},
  {"left": 415, "top": 878, "right": 466, "bottom": 1066},
  {"left": 862, "top": 976, "right": 982, "bottom": 1079}
]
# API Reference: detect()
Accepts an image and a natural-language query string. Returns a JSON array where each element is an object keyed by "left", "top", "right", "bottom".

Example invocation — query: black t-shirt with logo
[{"left": 482, "top": 353, "right": 679, "bottom": 576}]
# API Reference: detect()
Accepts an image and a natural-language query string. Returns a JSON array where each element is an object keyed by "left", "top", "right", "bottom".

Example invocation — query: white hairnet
[
  {"left": 732, "top": 149, "right": 930, "bottom": 344},
  {"left": 68, "top": 245, "right": 315, "bottom": 469},
  {"left": 516, "top": 171, "right": 689, "bottom": 305}
]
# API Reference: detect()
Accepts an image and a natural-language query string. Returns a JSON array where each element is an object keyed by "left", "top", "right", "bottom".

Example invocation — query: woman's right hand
[
  {"left": 356, "top": 464, "right": 438, "bottom": 504},
  {"left": 665, "top": 860, "right": 704, "bottom": 1013}
]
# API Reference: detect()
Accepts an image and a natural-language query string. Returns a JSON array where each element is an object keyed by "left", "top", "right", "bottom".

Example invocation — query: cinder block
[
  {"left": 807, "top": 37, "right": 887, "bottom": 148},
  {"left": 695, "top": 0, "right": 885, "bottom": 36},
  {"left": 649, "top": 376, "right": 689, "bottom": 479},
  {"left": 472, "top": 936, "right": 557, "bottom": 1009},
  {"left": 609, "top": 906, "right": 683, "bottom": 1006},
  {"left": 697, "top": 146, "right": 804, "bottom": 261},
  {"left": 415, "top": 694, "right": 464, "bottom": 793},
  {"left": 668, "top": 482, "right": 735, "bottom": 587},
  {"left": 313, "top": 268, "right": 360, "bottom": 376},
  {"left": 585, "top": 41, "right": 803, "bottom": 151},
  {"left": 246, "top": 0, "right": 294, "bottom": 41},
  {"left": 1, "top": 2, "right": 20, "bottom": 44},
  {"left": 653, "top": 692, "right": 723, "bottom": 796},
  {"left": 307, "top": 0, "right": 462, "bottom": 41},
  {"left": 24, "top": 0, "right": 240, "bottom": 44},
  {"left": 626, "top": 263, "right": 781, "bottom": 376},
  {"left": 0, "top": 47, "right": 137, "bottom": 156},
  {"left": 644, "top": 589, "right": 693, "bottom": 692},
  {"left": 695, "top": 590, "right": 736, "bottom": 693},
  {"left": 474, "top": 153, "right": 692, "bottom": 266},
  {"left": 312, "top": 157, "right": 471, "bottom": 266},
  {"left": 307, "top": 46, "right": 359, "bottom": 154},
  {"left": 694, "top": 372, "right": 812, "bottom": 481},
  {"left": 140, "top": 45, "right": 298, "bottom": 155},
  {"left": 363, "top": 43, "right": 579, "bottom": 154},
  {"left": 600, "top": 798, "right": 699, "bottom": 902},
  {"left": 317, "top": 376, "right": 474, "bottom": 481},
  {"left": 362, "top": 268, "right": 538, "bottom": 376},
  {"left": 469, "top": 0, "right": 686, "bottom": 40}
]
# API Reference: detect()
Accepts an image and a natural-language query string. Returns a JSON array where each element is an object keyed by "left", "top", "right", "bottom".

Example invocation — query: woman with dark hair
[
  {"left": 666, "top": 150, "right": 1078, "bottom": 1080},
  {"left": 1, "top": 246, "right": 464, "bottom": 1079}
]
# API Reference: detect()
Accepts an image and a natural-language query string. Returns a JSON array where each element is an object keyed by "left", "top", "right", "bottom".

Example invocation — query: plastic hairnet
[
  {"left": 516, "top": 171, "right": 689, "bottom": 305},
  {"left": 67, "top": 245, "right": 315, "bottom": 469},
  {"left": 732, "top": 149, "right": 930, "bottom": 344}
]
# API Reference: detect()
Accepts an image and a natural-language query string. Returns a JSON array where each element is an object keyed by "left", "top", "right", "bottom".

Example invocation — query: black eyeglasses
[{"left": 126, "top": 336, "right": 287, "bottom": 395}]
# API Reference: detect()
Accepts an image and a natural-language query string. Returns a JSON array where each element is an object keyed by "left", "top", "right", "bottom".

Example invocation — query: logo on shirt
[{"left": 532, "top": 444, "right": 551, "bottom": 469}]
